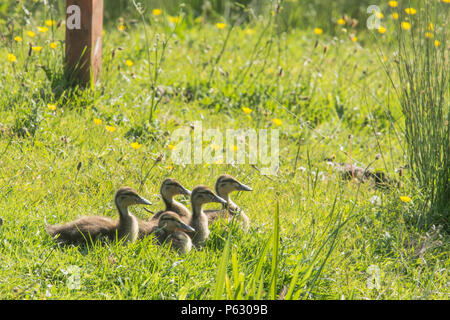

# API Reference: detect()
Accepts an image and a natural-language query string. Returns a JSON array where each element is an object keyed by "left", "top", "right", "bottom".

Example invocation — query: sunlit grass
[{"left": 0, "top": 0, "right": 448, "bottom": 300}]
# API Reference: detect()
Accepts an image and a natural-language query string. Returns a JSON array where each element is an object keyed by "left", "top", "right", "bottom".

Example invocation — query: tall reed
[{"left": 385, "top": 0, "right": 449, "bottom": 223}]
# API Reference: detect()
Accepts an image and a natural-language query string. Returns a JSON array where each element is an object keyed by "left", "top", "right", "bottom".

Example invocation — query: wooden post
[{"left": 65, "top": 0, "right": 103, "bottom": 87}]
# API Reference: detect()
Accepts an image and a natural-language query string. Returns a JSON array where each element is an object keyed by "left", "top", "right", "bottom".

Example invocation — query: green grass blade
[
  {"left": 249, "top": 235, "right": 271, "bottom": 298},
  {"left": 212, "top": 233, "right": 231, "bottom": 300},
  {"left": 256, "top": 273, "right": 265, "bottom": 300},
  {"left": 269, "top": 201, "right": 280, "bottom": 300}
]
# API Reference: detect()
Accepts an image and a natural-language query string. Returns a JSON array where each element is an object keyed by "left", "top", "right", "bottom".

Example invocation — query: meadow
[{"left": 0, "top": 0, "right": 448, "bottom": 299}]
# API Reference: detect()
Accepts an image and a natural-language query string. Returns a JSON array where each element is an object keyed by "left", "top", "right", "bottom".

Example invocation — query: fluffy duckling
[
  {"left": 325, "top": 157, "right": 400, "bottom": 189},
  {"left": 150, "top": 178, "right": 191, "bottom": 222},
  {"left": 325, "top": 159, "right": 372, "bottom": 182},
  {"left": 138, "top": 179, "right": 191, "bottom": 237},
  {"left": 204, "top": 174, "right": 252, "bottom": 231},
  {"left": 369, "top": 170, "right": 401, "bottom": 189},
  {"left": 190, "top": 185, "right": 227, "bottom": 247},
  {"left": 151, "top": 211, "right": 195, "bottom": 254},
  {"left": 165, "top": 231, "right": 193, "bottom": 255},
  {"left": 46, "top": 187, "right": 152, "bottom": 245}
]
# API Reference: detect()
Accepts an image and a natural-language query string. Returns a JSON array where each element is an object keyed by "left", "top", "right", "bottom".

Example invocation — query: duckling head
[
  {"left": 115, "top": 187, "right": 152, "bottom": 207},
  {"left": 158, "top": 211, "right": 195, "bottom": 233},
  {"left": 160, "top": 178, "right": 192, "bottom": 199},
  {"left": 191, "top": 185, "right": 228, "bottom": 206},
  {"left": 215, "top": 174, "right": 253, "bottom": 196}
]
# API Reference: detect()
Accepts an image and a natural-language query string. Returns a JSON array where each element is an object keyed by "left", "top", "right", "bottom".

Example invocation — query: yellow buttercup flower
[
  {"left": 388, "top": 1, "right": 398, "bottom": 7},
  {"left": 168, "top": 144, "right": 175, "bottom": 150},
  {"left": 37, "top": 26, "right": 49, "bottom": 33},
  {"left": 167, "top": 165, "right": 174, "bottom": 170},
  {"left": 216, "top": 23, "right": 226, "bottom": 29},
  {"left": 47, "top": 104, "right": 57, "bottom": 111},
  {"left": 105, "top": 125, "right": 116, "bottom": 132},
  {"left": 49, "top": 42, "right": 58, "bottom": 49},
  {"left": 130, "top": 142, "right": 142, "bottom": 150},
  {"left": 242, "top": 107, "right": 252, "bottom": 114},
  {"left": 405, "top": 8, "right": 417, "bottom": 15},
  {"left": 443, "top": 0, "right": 450, "bottom": 3},
  {"left": 434, "top": 40, "right": 441, "bottom": 47},
  {"left": 314, "top": 28, "right": 323, "bottom": 35},
  {"left": 425, "top": 32, "right": 434, "bottom": 39},
  {"left": 32, "top": 46, "right": 43, "bottom": 52},
  {"left": 93, "top": 118, "right": 102, "bottom": 125},
  {"left": 14, "top": 36, "right": 22, "bottom": 42},
  {"left": 27, "top": 31, "right": 36, "bottom": 38},
  {"left": 230, "top": 145, "right": 238, "bottom": 152},
  {"left": 400, "top": 196, "right": 411, "bottom": 203},
  {"left": 125, "top": 60, "right": 134, "bottom": 67},
  {"left": 392, "top": 13, "right": 399, "bottom": 20},
  {"left": 351, "top": 36, "right": 357, "bottom": 42},
  {"left": 168, "top": 16, "right": 180, "bottom": 24},
  {"left": 337, "top": 18, "right": 345, "bottom": 25},
  {"left": 118, "top": 25, "right": 126, "bottom": 31},
  {"left": 401, "top": 22, "right": 411, "bottom": 30},
  {"left": 45, "top": 20, "right": 56, "bottom": 26},
  {"left": 272, "top": 118, "right": 283, "bottom": 126},
  {"left": 375, "top": 12, "right": 384, "bottom": 19},
  {"left": 428, "top": 23, "right": 434, "bottom": 31},
  {"left": 8, "top": 53, "right": 17, "bottom": 63},
  {"left": 378, "top": 26, "right": 387, "bottom": 34},
  {"left": 153, "top": 9, "right": 162, "bottom": 16}
]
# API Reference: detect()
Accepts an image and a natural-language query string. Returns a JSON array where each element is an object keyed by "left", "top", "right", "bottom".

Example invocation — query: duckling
[
  {"left": 368, "top": 170, "right": 401, "bottom": 189},
  {"left": 190, "top": 185, "right": 227, "bottom": 247},
  {"left": 46, "top": 187, "right": 152, "bottom": 245},
  {"left": 165, "top": 231, "right": 193, "bottom": 255},
  {"left": 325, "top": 157, "right": 400, "bottom": 189},
  {"left": 150, "top": 178, "right": 192, "bottom": 223},
  {"left": 326, "top": 160, "right": 372, "bottom": 182},
  {"left": 204, "top": 174, "right": 253, "bottom": 231},
  {"left": 139, "top": 178, "right": 191, "bottom": 237},
  {"left": 151, "top": 211, "right": 195, "bottom": 254}
]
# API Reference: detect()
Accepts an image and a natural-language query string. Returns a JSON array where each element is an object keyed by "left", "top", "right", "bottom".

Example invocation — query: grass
[
  {"left": 385, "top": 1, "right": 449, "bottom": 220},
  {"left": 0, "top": 1, "right": 448, "bottom": 299}
]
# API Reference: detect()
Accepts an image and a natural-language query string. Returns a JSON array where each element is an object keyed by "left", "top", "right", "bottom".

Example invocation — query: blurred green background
[{"left": 1, "top": 0, "right": 380, "bottom": 32}]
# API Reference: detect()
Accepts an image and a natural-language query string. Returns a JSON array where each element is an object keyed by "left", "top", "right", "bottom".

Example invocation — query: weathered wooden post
[{"left": 65, "top": 0, "right": 103, "bottom": 87}]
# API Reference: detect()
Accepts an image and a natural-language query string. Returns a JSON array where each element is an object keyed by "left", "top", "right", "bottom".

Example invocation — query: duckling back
[{"left": 46, "top": 216, "right": 118, "bottom": 245}]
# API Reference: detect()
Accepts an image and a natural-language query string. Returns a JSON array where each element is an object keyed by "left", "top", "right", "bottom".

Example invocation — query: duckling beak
[
  {"left": 178, "top": 222, "right": 195, "bottom": 233},
  {"left": 137, "top": 196, "right": 152, "bottom": 205},
  {"left": 213, "top": 194, "right": 228, "bottom": 205},
  {"left": 180, "top": 186, "right": 192, "bottom": 196},
  {"left": 237, "top": 182, "right": 253, "bottom": 192}
]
